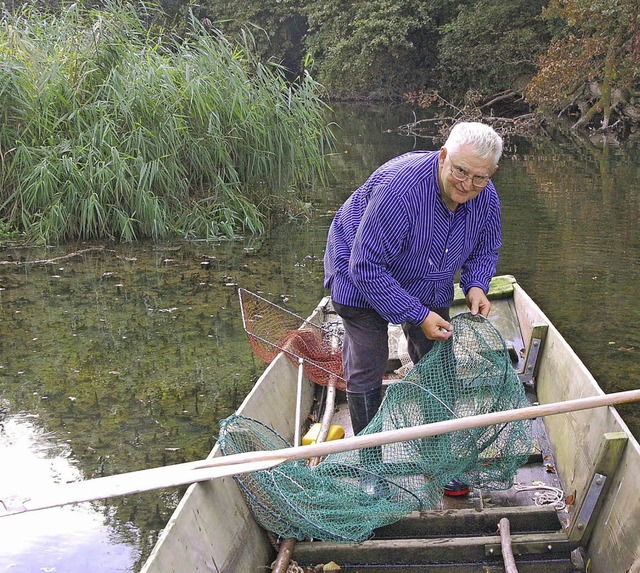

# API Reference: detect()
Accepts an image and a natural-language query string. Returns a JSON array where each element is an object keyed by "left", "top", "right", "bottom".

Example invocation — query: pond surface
[{"left": 0, "top": 103, "right": 638, "bottom": 572}]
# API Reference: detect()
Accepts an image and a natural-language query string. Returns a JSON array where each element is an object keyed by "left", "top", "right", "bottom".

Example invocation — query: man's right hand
[{"left": 420, "top": 311, "right": 453, "bottom": 341}]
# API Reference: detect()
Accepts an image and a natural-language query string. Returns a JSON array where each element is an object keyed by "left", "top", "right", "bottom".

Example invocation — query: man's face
[{"left": 438, "top": 145, "right": 498, "bottom": 209}]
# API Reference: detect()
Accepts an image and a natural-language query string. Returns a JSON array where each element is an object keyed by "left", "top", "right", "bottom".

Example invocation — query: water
[{"left": 0, "top": 103, "right": 638, "bottom": 572}]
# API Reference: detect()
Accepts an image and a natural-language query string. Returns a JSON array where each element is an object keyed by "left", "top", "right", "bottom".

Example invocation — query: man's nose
[{"left": 460, "top": 177, "right": 475, "bottom": 190}]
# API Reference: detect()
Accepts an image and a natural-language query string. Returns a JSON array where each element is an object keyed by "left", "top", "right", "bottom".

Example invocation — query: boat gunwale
[{"left": 142, "top": 277, "right": 640, "bottom": 573}]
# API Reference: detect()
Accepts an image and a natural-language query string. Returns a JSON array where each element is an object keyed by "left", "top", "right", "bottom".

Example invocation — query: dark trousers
[{"left": 333, "top": 302, "right": 450, "bottom": 394}]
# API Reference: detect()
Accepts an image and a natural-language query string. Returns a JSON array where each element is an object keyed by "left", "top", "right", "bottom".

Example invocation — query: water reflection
[
  {"left": 0, "top": 103, "right": 638, "bottom": 572},
  {"left": 0, "top": 238, "right": 332, "bottom": 571},
  {"left": 0, "top": 415, "right": 137, "bottom": 571}
]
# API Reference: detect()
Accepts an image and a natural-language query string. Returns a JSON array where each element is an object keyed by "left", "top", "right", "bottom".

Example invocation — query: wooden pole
[
  {"left": 278, "top": 335, "right": 341, "bottom": 570},
  {"left": 271, "top": 537, "right": 297, "bottom": 573},
  {"left": 294, "top": 357, "right": 304, "bottom": 447},
  {"left": 498, "top": 517, "right": 519, "bottom": 573},
  {"left": 2, "top": 388, "right": 639, "bottom": 517},
  {"left": 315, "top": 332, "right": 341, "bottom": 445}
]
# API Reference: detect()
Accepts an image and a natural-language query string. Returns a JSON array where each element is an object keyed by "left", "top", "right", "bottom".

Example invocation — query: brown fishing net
[
  {"left": 219, "top": 312, "right": 533, "bottom": 542},
  {"left": 238, "top": 288, "right": 346, "bottom": 390}
]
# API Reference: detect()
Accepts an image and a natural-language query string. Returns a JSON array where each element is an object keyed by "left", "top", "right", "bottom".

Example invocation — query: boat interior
[
  {"left": 142, "top": 278, "right": 639, "bottom": 573},
  {"left": 288, "top": 293, "right": 582, "bottom": 572}
]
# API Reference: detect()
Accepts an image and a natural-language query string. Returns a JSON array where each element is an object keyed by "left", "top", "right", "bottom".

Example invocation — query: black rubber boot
[
  {"left": 346, "top": 388, "right": 388, "bottom": 497},
  {"left": 347, "top": 387, "right": 382, "bottom": 436}
]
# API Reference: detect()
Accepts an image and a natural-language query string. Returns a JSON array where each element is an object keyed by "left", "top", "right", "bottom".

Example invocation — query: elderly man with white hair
[{"left": 324, "top": 122, "right": 504, "bottom": 497}]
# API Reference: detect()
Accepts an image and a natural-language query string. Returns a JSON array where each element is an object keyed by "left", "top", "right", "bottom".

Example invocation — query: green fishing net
[{"left": 218, "top": 313, "right": 533, "bottom": 542}]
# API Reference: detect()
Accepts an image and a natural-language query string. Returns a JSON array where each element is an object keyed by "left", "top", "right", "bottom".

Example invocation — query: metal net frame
[
  {"left": 218, "top": 313, "right": 533, "bottom": 543},
  {"left": 238, "top": 288, "right": 346, "bottom": 391}
]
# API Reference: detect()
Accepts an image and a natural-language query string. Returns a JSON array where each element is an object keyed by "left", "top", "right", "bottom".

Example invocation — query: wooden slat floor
[
  {"left": 295, "top": 393, "right": 575, "bottom": 572},
  {"left": 303, "top": 301, "right": 576, "bottom": 570}
]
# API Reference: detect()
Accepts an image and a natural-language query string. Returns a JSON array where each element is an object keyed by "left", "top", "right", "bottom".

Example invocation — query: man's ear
[{"left": 439, "top": 147, "right": 447, "bottom": 161}]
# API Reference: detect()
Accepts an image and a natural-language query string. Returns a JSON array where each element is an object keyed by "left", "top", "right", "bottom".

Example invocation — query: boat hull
[
  {"left": 512, "top": 282, "right": 640, "bottom": 573},
  {"left": 142, "top": 277, "right": 640, "bottom": 573},
  {"left": 140, "top": 354, "right": 316, "bottom": 572}
]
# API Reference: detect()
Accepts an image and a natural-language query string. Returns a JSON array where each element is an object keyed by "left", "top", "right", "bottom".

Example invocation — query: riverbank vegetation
[
  {"left": 1, "top": 0, "right": 639, "bottom": 243},
  {"left": 197, "top": 0, "right": 639, "bottom": 139},
  {"left": 0, "top": 2, "right": 333, "bottom": 243}
]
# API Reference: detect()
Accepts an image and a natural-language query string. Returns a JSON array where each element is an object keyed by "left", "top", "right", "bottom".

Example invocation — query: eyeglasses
[{"left": 450, "top": 163, "right": 491, "bottom": 188}]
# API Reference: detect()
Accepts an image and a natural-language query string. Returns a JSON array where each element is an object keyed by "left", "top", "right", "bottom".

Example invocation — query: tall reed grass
[{"left": 0, "top": 2, "right": 334, "bottom": 242}]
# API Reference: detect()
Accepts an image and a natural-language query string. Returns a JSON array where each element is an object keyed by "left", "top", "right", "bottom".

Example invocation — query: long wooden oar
[{"left": 2, "top": 388, "right": 639, "bottom": 518}]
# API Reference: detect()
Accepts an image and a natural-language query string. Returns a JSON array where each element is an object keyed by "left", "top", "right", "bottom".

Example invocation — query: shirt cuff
[
  {"left": 462, "top": 281, "right": 488, "bottom": 296},
  {"left": 406, "top": 305, "right": 430, "bottom": 325}
]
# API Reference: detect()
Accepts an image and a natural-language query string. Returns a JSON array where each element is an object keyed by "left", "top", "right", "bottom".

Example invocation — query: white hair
[{"left": 443, "top": 122, "right": 503, "bottom": 165}]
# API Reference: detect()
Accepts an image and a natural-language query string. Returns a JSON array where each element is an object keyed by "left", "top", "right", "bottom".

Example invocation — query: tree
[
  {"left": 437, "top": 0, "right": 551, "bottom": 112},
  {"left": 526, "top": 0, "right": 640, "bottom": 132},
  {"left": 194, "top": 0, "right": 307, "bottom": 78},
  {"left": 304, "top": 0, "right": 454, "bottom": 99}
]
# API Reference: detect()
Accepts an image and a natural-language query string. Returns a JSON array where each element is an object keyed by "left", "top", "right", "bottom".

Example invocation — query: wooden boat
[{"left": 140, "top": 275, "right": 640, "bottom": 573}]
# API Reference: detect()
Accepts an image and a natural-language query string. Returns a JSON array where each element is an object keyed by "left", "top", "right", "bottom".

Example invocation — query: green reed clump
[{"left": 0, "top": 2, "right": 334, "bottom": 242}]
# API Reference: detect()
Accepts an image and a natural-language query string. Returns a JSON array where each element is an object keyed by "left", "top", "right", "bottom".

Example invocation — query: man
[{"left": 323, "top": 121, "right": 503, "bottom": 496}]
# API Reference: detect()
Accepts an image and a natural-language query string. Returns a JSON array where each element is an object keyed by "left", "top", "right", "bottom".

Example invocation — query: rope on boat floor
[
  {"left": 269, "top": 559, "right": 304, "bottom": 573},
  {"left": 514, "top": 482, "right": 566, "bottom": 510}
]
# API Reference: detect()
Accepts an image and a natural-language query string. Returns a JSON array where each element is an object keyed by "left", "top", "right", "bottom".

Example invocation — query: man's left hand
[{"left": 465, "top": 287, "right": 491, "bottom": 317}]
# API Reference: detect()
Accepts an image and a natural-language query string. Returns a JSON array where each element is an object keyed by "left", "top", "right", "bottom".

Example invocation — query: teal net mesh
[{"left": 218, "top": 313, "right": 533, "bottom": 542}]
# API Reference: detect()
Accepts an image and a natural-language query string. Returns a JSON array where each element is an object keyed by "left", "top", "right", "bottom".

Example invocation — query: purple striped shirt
[{"left": 323, "top": 150, "right": 501, "bottom": 325}]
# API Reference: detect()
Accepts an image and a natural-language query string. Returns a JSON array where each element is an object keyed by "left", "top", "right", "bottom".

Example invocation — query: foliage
[
  {"left": 304, "top": 0, "right": 452, "bottom": 99},
  {"left": 526, "top": 0, "right": 640, "bottom": 128},
  {"left": 0, "top": 220, "right": 20, "bottom": 242},
  {"left": 0, "top": 1, "right": 333, "bottom": 243},
  {"left": 181, "top": 0, "right": 459, "bottom": 99},
  {"left": 179, "top": 1, "right": 553, "bottom": 113},
  {"left": 77, "top": 1, "right": 640, "bottom": 135},
  {"left": 437, "top": 0, "right": 551, "bottom": 103},
  {"left": 194, "top": 0, "right": 307, "bottom": 79}
]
